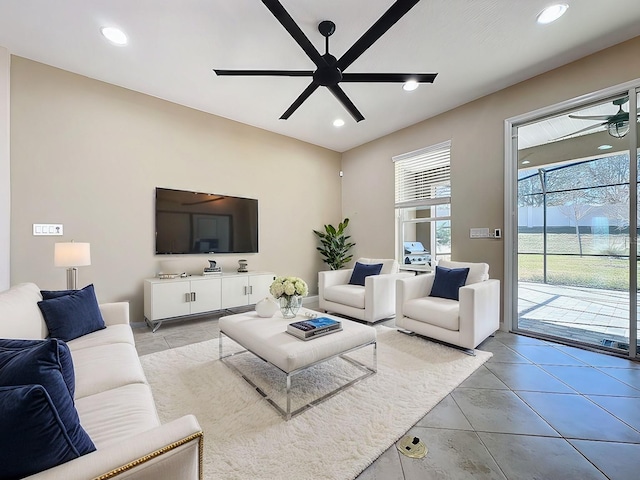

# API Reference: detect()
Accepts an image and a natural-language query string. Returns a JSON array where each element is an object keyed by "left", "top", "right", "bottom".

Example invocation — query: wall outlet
[{"left": 494, "top": 228, "right": 502, "bottom": 238}]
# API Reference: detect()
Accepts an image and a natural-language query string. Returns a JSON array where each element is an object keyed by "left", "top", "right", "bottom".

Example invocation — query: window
[{"left": 394, "top": 141, "right": 452, "bottom": 269}]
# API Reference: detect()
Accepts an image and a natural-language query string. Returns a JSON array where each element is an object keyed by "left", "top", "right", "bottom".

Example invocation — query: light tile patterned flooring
[{"left": 134, "top": 304, "right": 640, "bottom": 480}]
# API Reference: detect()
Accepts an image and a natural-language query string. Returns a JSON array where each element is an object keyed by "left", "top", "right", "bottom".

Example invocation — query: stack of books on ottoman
[{"left": 287, "top": 317, "right": 342, "bottom": 340}]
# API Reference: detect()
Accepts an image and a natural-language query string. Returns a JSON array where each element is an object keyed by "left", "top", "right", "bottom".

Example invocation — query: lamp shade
[{"left": 54, "top": 242, "right": 91, "bottom": 267}]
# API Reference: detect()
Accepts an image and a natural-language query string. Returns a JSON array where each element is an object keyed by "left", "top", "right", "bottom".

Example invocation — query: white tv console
[{"left": 143, "top": 271, "right": 275, "bottom": 332}]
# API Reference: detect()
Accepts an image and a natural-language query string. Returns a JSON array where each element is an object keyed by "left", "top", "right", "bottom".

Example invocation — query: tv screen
[{"left": 155, "top": 187, "right": 258, "bottom": 254}]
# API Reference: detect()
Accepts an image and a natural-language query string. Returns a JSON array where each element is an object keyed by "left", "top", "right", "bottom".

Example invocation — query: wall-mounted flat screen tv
[{"left": 155, "top": 187, "right": 258, "bottom": 254}]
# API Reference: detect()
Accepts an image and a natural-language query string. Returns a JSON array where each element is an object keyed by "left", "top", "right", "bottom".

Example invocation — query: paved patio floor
[{"left": 518, "top": 282, "right": 638, "bottom": 351}]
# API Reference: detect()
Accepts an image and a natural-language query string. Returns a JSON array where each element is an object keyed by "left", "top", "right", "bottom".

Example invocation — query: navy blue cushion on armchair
[
  {"left": 0, "top": 339, "right": 95, "bottom": 464},
  {"left": 38, "top": 284, "right": 105, "bottom": 342},
  {"left": 429, "top": 266, "right": 470, "bottom": 301},
  {"left": 0, "top": 384, "right": 84, "bottom": 479},
  {"left": 348, "top": 262, "right": 383, "bottom": 286}
]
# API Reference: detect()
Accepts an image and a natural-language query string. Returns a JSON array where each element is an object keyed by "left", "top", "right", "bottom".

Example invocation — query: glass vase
[{"left": 279, "top": 295, "right": 303, "bottom": 319}]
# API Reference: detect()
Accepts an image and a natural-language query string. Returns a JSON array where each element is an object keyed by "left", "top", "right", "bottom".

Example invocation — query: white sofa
[
  {"left": 319, "top": 258, "right": 413, "bottom": 323},
  {"left": 0, "top": 283, "right": 202, "bottom": 480},
  {"left": 396, "top": 260, "right": 500, "bottom": 350}
]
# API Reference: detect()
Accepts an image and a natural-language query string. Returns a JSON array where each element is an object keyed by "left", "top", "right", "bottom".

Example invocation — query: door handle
[
  {"left": 185, "top": 292, "right": 191, "bottom": 303},
  {"left": 191, "top": 292, "right": 196, "bottom": 302}
]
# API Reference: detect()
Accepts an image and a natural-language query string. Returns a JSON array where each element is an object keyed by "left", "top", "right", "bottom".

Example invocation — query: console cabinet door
[
  {"left": 221, "top": 276, "right": 249, "bottom": 309},
  {"left": 146, "top": 281, "right": 190, "bottom": 320},
  {"left": 189, "top": 278, "right": 222, "bottom": 314},
  {"left": 248, "top": 274, "right": 276, "bottom": 304}
]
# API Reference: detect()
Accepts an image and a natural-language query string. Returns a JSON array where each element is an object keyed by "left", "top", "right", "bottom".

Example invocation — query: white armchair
[
  {"left": 319, "top": 258, "right": 414, "bottom": 323},
  {"left": 396, "top": 260, "right": 500, "bottom": 350}
]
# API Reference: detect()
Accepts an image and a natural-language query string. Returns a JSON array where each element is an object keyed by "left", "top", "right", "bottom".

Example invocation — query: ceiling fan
[
  {"left": 561, "top": 97, "right": 640, "bottom": 140},
  {"left": 213, "top": 0, "right": 437, "bottom": 122}
]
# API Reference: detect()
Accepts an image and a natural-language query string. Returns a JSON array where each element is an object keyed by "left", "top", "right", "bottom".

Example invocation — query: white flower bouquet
[{"left": 269, "top": 276, "right": 308, "bottom": 299}]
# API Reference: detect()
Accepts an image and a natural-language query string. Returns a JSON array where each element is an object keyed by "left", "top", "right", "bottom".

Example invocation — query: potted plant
[{"left": 313, "top": 218, "right": 356, "bottom": 270}]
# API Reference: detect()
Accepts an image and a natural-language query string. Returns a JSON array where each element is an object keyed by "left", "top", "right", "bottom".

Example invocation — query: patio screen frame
[{"left": 504, "top": 79, "right": 639, "bottom": 359}]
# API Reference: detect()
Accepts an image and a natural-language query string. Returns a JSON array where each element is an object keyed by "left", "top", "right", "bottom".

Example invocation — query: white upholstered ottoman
[{"left": 219, "top": 308, "right": 376, "bottom": 419}]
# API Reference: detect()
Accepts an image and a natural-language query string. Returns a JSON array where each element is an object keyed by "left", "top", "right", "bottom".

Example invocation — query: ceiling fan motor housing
[{"left": 314, "top": 54, "right": 342, "bottom": 86}]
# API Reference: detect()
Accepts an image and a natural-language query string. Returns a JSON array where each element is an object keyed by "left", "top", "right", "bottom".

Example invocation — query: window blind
[{"left": 393, "top": 140, "right": 451, "bottom": 208}]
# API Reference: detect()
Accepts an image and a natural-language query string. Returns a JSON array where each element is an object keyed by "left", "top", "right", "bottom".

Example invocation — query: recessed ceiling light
[
  {"left": 521, "top": 160, "right": 531, "bottom": 165},
  {"left": 403, "top": 80, "right": 419, "bottom": 91},
  {"left": 101, "top": 26, "right": 128, "bottom": 45},
  {"left": 333, "top": 119, "right": 345, "bottom": 127},
  {"left": 598, "top": 144, "right": 613, "bottom": 150},
  {"left": 536, "top": 4, "right": 568, "bottom": 24}
]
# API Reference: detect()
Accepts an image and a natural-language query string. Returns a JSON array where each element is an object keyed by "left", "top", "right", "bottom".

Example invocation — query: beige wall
[
  {"left": 0, "top": 47, "right": 9, "bottom": 291},
  {"left": 342, "top": 36, "right": 640, "bottom": 325},
  {"left": 9, "top": 57, "right": 342, "bottom": 321}
]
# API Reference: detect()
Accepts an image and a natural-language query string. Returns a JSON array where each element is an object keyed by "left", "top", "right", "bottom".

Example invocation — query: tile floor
[{"left": 133, "top": 305, "right": 640, "bottom": 480}]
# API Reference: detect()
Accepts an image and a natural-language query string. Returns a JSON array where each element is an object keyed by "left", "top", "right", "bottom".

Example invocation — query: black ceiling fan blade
[
  {"left": 214, "top": 69, "right": 314, "bottom": 77},
  {"left": 327, "top": 85, "right": 365, "bottom": 122},
  {"left": 337, "top": 0, "right": 421, "bottom": 72},
  {"left": 280, "top": 83, "right": 320, "bottom": 119},
  {"left": 261, "top": 0, "right": 326, "bottom": 68},
  {"left": 340, "top": 73, "right": 437, "bottom": 83}
]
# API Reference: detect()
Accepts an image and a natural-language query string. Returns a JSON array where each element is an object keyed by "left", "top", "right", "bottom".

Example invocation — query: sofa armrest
[
  {"left": 459, "top": 279, "right": 501, "bottom": 347},
  {"left": 26, "top": 415, "right": 202, "bottom": 480},
  {"left": 363, "top": 272, "right": 414, "bottom": 321},
  {"left": 99, "top": 302, "right": 130, "bottom": 326},
  {"left": 319, "top": 269, "right": 353, "bottom": 290},
  {"left": 395, "top": 274, "right": 435, "bottom": 319}
]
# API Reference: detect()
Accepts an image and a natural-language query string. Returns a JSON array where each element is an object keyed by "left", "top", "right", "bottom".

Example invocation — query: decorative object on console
[
  {"left": 312, "top": 218, "right": 355, "bottom": 270},
  {"left": 204, "top": 259, "right": 222, "bottom": 275},
  {"left": 269, "top": 276, "right": 308, "bottom": 319},
  {"left": 237, "top": 259, "right": 248, "bottom": 273},
  {"left": 54, "top": 241, "right": 91, "bottom": 290},
  {"left": 255, "top": 297, "right": 279, "bottom": 318}
]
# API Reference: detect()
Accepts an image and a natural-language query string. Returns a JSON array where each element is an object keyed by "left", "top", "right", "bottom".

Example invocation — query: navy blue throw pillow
[
  {"left": 348, "top": 262, "right": 383, "bottom": 286},
  {"left": 41, "top": 288, "right": 78, "bottom": 300},
  {"left": 38, "top": 284, "right": 106, "bottom": 342},
  {"left": 0, "top": 384, "right": 83, "bottom": 478},
  {"left": 429, "top": 266, "right": 470, "bottom": 301},
  {"left": 0, "top": 339, "right": 95, "bottom": 461},
  {"left": 0, "top": 338, "right": 75, "bottom": 399}
]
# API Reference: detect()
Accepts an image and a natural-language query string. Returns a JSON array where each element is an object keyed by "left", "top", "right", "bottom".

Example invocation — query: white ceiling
[{"left": 1, "top": 0, "right": 639, "bottom": 153}]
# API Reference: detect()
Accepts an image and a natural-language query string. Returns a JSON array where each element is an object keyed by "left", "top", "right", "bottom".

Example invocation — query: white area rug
[{"left": 140, "top": 326, "right": 491, "bottom": 480}]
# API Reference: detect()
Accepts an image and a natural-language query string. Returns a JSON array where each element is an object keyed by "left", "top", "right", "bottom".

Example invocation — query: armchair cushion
[
  {"left": 323, "top": 284, "right": 366, "bottom": 309},
  {"left": 403, "top": 296, "right": 460, "bottom": 331},
  {"left": 430, "top": 266, "right": 469, "bottom": 301},
  {"left": 38, "top": 284, "right": 106, "bottom": 342},
  {"left": 348, "top": 262, "right": 383, "bottom": 286}
]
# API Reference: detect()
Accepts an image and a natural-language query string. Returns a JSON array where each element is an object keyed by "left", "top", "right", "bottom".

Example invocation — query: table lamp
[{"left": 54, "top": 242, "right": 91, "bottom": 290}]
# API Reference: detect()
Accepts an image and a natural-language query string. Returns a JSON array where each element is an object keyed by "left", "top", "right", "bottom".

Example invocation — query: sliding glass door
[{"left": 508, "top": 86, "right": 639, "bottom": 359}]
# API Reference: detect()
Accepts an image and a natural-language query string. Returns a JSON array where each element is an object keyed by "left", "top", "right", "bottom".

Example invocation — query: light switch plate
[
  {"left": 33, "top": 224, "right": 63, "bottom": 236},
  {"left": 470, "top": 228, "right": 490, "bottom": 238}
]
